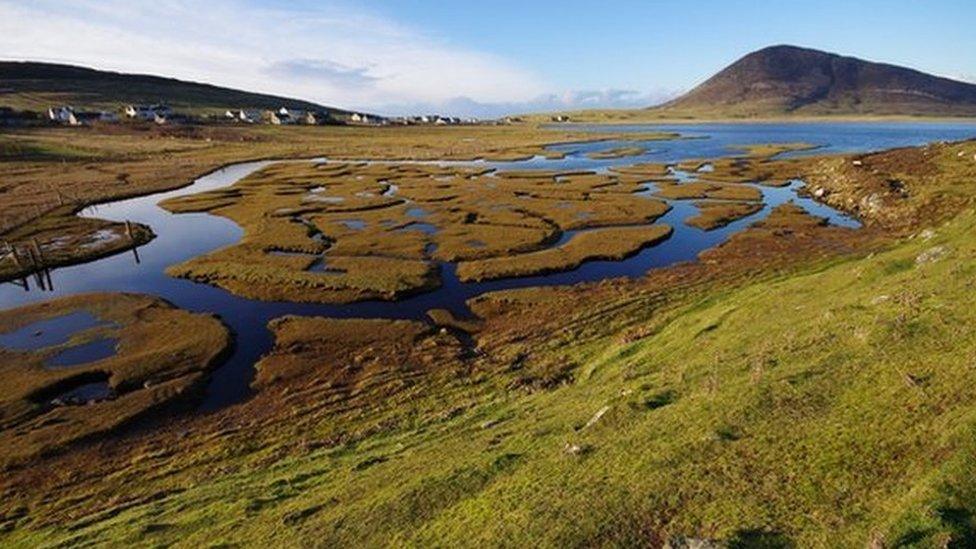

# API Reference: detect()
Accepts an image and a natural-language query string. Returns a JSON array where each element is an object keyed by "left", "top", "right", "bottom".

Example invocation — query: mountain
[
  {"left": 655, "top": 45, "right": 976, "bottom": 117},
  {"left": 0, "top": 61, "right": 350, "bottom": 116}
]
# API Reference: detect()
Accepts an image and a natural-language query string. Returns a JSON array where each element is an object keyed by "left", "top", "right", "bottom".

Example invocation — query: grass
[
  {"left": 685, "top": 201, "right": 764, "bottom": 230},
  {"left": 586, "top": 146, "right": 646, "bottom": 159},
  {"left": 0, "top": 61, "right": 340, "bottom": 116},
  {"left": 3, "top": 138, "right": 976, "bottom": 547},
  {"left": 160, "top": 158, "right": 674, "bottom": 301},
  {"left": 653, "top": 181, "right": 763, "bottom": 201},
  {"left": 0, "top": 293, "right": 229, "bottom": 467},
  {"left": 521, "top": 107, "right": 976, "bottom": 125},
  {"left": 5, "top": 200, "right": 976, "bottom": 546},
  {"left": 0, "top": 135, "right": 101, "bottom": 161},
  {"left": 0, "top": 124, "right": 680, "bottom": 279},
  {"left": 456, "top": 224, "right": 673, "bottom": 281}
]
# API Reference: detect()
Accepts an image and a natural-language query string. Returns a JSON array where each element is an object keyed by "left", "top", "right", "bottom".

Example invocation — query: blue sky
[{"left": 2, "top": 0, "right": 975, "bottom": 116}]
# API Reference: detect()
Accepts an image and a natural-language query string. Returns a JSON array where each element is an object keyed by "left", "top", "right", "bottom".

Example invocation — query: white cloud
[
  {"left": 0, "top": 0, "right": 547, "bottom": 111},
  {"left": 372, "top": 88, "right": 680, "bottom": 118}
]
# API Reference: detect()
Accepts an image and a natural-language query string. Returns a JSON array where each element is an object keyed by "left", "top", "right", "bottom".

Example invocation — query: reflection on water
[
  {"left": 0, "top": 311, "right": 109, "bottom": 350},
  {"left": 46, "top": 337, "right": 118, "bottom": 369},
  {"left": 398, "top": 222, "right": 439, "bottom": 234},
  {"left": 52, "top": 381, "right": 113, "bottom": 405},
  {"left": 1, "top": 123, "right": 973, "bottom": 409}
]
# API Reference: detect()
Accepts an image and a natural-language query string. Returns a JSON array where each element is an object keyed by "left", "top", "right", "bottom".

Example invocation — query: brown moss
[
  {"left": 0, "top": 293, "right": 229, "bottom": 467},
  {"left": 586, "top": 146, "right": 645, "bottom": 160},
  {"left": 167, "top": 249, "right": 439, "bottom": 303},
  {"left": 0, "top": 209, "right": 152, "bottom": 282},
  {"left": 1, "top": 124, "right": 682, "bottom": 282},
  {"left": 456, "top": 224, "right": 672, "bottom": 281},
  {"left": 158, "top": 159, "right": 675, "bottom": 300},
  {"left": 609, "top": 162, "right": 671, "bottom": 177},
  {"left": 426, "top": 309, "right": 482, "bottom": 334},
  {"left": 686, "top": 201, "right": 764, "bottom": 230},
  {"left": 254, "top": 315, "right": 464, "bottom": 388}
]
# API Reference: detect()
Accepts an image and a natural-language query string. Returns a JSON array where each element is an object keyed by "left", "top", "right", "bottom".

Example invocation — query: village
[{"left": 32, "top": 104, "right": 486, "bottom": 127}]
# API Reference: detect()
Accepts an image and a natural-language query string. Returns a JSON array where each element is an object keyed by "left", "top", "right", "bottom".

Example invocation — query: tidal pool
[
  {"left": 0, "top": 311, "right": 108, "bottom": 350},
  {"left": 46, "top": 337, "right": 118, "bottom": 368},
  {"left": 1, "top": 122, "right": 973, "bottom": 410},
  {"left": 55, "top": 381, "right": 113, "bottom": 404}
]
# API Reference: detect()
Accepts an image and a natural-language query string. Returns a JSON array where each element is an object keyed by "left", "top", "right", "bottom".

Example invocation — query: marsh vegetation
[{"left": 2, "top": 122, "right": 976, "bottom": 547}]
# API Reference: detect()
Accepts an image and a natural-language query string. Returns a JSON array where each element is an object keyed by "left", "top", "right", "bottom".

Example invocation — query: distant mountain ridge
[
  {"left": 655, "top": 45, "right": 976, "bottom": 117},
  {"left": 0, "top": 61, "right": 351, "bottom": 116}
]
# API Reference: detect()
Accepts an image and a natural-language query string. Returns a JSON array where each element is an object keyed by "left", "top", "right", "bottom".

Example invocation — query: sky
[{"left": 1, "top": 0, "right": 975, "bottom": 117}]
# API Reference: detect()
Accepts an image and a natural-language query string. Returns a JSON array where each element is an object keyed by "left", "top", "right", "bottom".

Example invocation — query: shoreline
[{"left": 529, "top": 113, "right": 976, "bottom": 126}]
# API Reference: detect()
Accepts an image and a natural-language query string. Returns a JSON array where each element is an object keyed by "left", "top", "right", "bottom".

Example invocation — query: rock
[
  {"left": 582, "top": 405, "right": 610, "bottom": 430},
  {"left": 852, "top": 160, "right": 863, "bottom": 167},
  {"left": 871, "top": 295, "right": 890, "bottom": 305},
  {"left": 563, "top": 442, "right": 591, "bottom": 456},
  {"left": 860, "top": 193, "right": 884, "bottom": 215},
  {"left": 916, "top": 245, "right": 948, "bottom": 265},
  {"left": 813, "top": 187, "right": 827, "bottom": 199},
  {"left": 919, "top": 229, "right": 936, "bottom": 241}
]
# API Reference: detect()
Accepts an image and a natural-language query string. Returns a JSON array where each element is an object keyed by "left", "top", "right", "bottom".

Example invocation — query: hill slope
[
  {"left": 0, "top": 61, "right": 350, "bottom": 115},
  {"left": 656, "top": 45, "right": 976, "bottom": 117}
]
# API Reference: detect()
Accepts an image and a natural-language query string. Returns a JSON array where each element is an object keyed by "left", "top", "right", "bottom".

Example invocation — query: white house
[
  {"left": 47, "top": 106, "right": 75, "bottom": 123},
  {"left": 231, "top": 109, "right": 262, "bottom": 123},
  {"left": 124, "top": 104, "right": 172, "bottom": 121},
  {"left": 301, "top": 111, "right": 333, "bottom": 125},
  {"left": 47, "top": 106, "right": 115, "bottom": 126},
  {"left": 124, "top": 105, "right": 152, "bottom": 120},
  {"left": 266, "top": 110, "right": 296, "bottom": 125}
]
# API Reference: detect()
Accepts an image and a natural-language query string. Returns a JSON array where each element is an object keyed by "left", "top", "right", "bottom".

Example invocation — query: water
[
  {"left": 341, "top": 219, "right": 367, "bottom": 230},
  {"left": 398, "top": 222, "right": 439, "bottom": 234},
  {"left": 51, "top": 380, "right": 113, "bottom": 405},
  {"left": 0, "top": 311, "right": 109, "bottom": 350},
  {"left": 538, "top": 121, "right": 976, "bottom": 170},
  {"left": 46, "top": 337, "right": 118, "bottom": 368},
  {"left": 1, "top": 122, "right": 973, "bottom": 410}
]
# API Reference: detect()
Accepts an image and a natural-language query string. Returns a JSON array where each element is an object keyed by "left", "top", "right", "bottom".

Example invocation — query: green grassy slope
[
  {"left": 0, "top": 61, "right": 350, "bottom": 116},
  {"left": 7, "top": 197, "right": 976, "bottom": 546}
]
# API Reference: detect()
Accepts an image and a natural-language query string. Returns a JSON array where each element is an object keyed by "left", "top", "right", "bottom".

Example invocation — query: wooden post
[
  {"left": 31, "top": 238, "right": 44, "bottom": 267},
  {"left": 24, "top": 247, "right": 45, "bottom": 291},
  {"left": 34, "top": 269, "right": 46, "bottom": 292},
  {"left": 25, "top": 246, "right": 38, "bottom": 269},
  {"left": 124, "top": 220, "right": 135, "bottom": 241},
  {"left": 9, "top": 246, "right": 24, "bottom": 270}
]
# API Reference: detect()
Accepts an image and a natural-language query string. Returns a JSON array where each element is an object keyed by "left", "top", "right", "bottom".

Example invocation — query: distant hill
[
  {"left": 0, "top": 61, "right": 351, "bottom": 116},
  {"left": 654, "top": 45, "right": 976, "bottom": 118}
]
